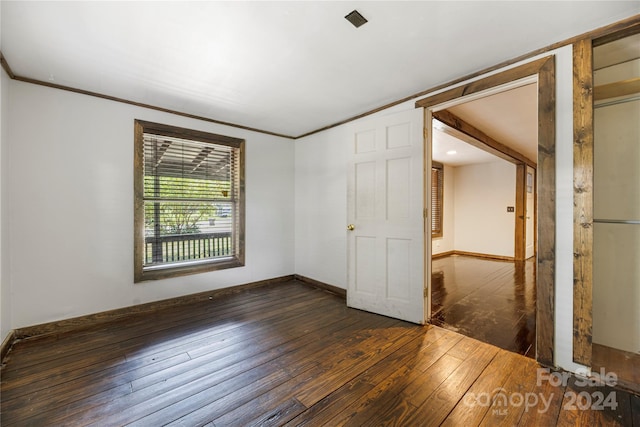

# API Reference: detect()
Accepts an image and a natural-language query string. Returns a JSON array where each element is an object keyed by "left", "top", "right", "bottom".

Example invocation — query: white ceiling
[
  {"left": 432, "top": 83, "right": 537, "bottom": 167},
  {"left": 447, "top": 83, "right": 538, "bottom": 162},
  {"left": 432, "top": 123, "right": 500, "bottom": 167},
  {"left": 1, "top": 1, "right": 639, "bottom": 138}
]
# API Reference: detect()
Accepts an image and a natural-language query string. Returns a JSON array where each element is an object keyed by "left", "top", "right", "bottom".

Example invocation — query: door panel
[
  {"left": 355, "top": 236, "right": 377, "bottom": 295},
  {"left": 347, "top": 109, "right": 425, "bottom": 324},
  {"left": 355, "top": 129, "right": 376, "bottom": 153},
  {"left": 386, "top": 157, "right": 411, "bottom": 219},
  {"left": 386, "top": 238, "right": 412, "bottom": 301},
  {"left": 355, "top": 162, "right": 376, "bottom": 219}
]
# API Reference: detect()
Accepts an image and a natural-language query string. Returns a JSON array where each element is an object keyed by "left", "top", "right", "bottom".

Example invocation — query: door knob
[{"left": 347, "top": 224, "right": 355, "bottom": 231}]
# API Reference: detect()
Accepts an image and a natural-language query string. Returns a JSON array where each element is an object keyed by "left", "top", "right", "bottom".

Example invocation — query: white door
[
  {"left": 347, "top": 109, "right": 425, "bottom": 324},
  {"left": 525, "top": 166, "right": 535, "bottom": 259}
]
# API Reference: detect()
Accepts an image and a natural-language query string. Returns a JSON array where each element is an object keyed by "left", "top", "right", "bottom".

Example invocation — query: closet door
[{"left": 593, "top": 96, "right": 640, "bottom": 354}]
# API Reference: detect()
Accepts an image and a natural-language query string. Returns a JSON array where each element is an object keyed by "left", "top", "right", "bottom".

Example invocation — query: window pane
[
  {"left": 143, "top": 201, "right": 235, "bottom": 266},
  {"left": 143, "top": 176, "right": 232, "bottom": 201},
  {"left": 134, "top": 120, "right": 244, "bottom": 282},
  {"left": 431, "top": 165, "right": 443, "bottom": 237}
]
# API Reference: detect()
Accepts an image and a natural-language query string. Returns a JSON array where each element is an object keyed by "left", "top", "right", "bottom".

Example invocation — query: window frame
[
  {"left": 431, "top": 161, "right": 444, "bottom": 238},
  {"left": 134, "top": 120, "right": 245, "bottom": 282}
]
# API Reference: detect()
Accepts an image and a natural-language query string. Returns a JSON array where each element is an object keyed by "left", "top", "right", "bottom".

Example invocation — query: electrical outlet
[{"left": 507, "top": 206, "right": 515, "bottom": 212}]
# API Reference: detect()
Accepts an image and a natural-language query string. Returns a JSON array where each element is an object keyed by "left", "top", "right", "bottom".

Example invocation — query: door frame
[{"left": 416, "top": 56, "right": 556, "bottom": 366}]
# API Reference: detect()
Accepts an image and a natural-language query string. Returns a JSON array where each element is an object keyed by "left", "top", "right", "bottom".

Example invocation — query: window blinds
[{"left": 142, "top": 132, "right": 240, "bottom": 267}]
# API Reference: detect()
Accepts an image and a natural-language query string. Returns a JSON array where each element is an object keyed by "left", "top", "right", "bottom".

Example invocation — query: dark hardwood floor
[
  {"left": 1, "top": 280, "right": 638, "bottom": 426},
  {"left": 431, "top": 255, "right": 536, "bottom": 357}
]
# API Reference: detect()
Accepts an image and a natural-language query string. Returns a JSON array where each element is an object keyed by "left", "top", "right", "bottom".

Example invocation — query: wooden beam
[
  {"left": 417, "top": 57, "right": 552, "bottom": 110},
  {"left": 536, "top": 56, "right": 556, "bottom": 367},
  {"left": 433, "top": 110, "right": 537, "bottom": 168},
  {"left": 592, "top": 18, "right": 640, "bottom": 47},
  {"left": 594, "top": 77, "right": 640, "bottom": 101},
  {"left": 573, "top": 38, "right": 594, "bottom": 367}
]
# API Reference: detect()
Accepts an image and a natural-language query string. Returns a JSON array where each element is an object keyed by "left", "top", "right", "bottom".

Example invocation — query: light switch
[{"left": 507, "top": 206, "right": 515, "bottom": 212}]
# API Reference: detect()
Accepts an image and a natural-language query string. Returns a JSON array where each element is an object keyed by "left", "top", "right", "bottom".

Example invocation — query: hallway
[{"left": 431, "top": 255, "right": 536, "bottom": 357}]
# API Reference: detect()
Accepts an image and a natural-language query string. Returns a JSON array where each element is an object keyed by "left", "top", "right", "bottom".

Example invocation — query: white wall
[
  {"left": 453, "top": 161, "right": 516, "bottom": 257},
  {"left": 6, "top": 81, "right": 295, "bottom": 329},
  {"left": 294, "top": 126, "right": 348, "bottom": 288},
  {"left": 0, "top": 76, "right": 6, "bottom": 340},
  {"left": 432, "top": 164, "right": 455, "bottom": 255},
  {"left": 1, "top": 56, "right": 10, "bottom": 344},
  {"left": 431, "top": 160, "right": 516, "bottom": 258}
]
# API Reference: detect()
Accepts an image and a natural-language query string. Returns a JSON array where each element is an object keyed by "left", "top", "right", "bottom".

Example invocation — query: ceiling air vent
[{"left": 345, "top": 10, "right": 368, "bottom": 28}]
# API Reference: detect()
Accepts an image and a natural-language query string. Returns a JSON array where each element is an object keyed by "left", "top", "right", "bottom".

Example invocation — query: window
[
  {"left": 134, "top": 120, "right": 245, "bottom": 282},
  {"left": 431, "top": 161, "right": 443, "bottom": 238}
]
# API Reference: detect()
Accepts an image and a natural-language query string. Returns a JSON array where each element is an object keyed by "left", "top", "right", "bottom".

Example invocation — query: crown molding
[
  {"left": 2, "top": 13, "right": 639, "bottom": 140},
  {"left": 0, "top": 53, "right": 295, "bottom": 140}
]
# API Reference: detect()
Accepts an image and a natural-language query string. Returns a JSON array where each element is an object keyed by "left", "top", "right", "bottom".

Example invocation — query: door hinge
[
  {"left": 424, "top": 288, "right": 429, "bottom": 297},
  {"left": 423, "top": 208, "right": 428, "bottom": 219}
]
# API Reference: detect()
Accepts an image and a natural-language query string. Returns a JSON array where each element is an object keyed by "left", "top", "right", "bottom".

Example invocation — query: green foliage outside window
[{"left": 144, "top": 176, "right": 231, "bottom": 236}]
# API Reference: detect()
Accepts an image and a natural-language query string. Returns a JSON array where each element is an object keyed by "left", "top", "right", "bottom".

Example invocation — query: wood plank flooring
[
  {"left": 431, "top": 255, "right": 536, "bottom": 357},
  {"left": 593, "top": 343, "right": 640, "bottom": 396},
  {"left": 1, "top": 280, "right": 638, "bottom": 426}
]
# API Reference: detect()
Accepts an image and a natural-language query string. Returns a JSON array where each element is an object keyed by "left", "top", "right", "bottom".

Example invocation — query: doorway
[
  {"left": 428, "top": 86, "right": 538, "bottom": 356},
  {"left": 416, "top": 56, "right": 556, "bottom": 365}
]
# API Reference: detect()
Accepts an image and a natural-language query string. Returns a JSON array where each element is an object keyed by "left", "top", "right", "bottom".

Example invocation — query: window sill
[{"left": 134, "top": 257, "right": 244, "bottom": 283}]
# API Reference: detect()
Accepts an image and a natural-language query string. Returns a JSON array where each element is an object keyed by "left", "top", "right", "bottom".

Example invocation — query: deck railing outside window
[{"left": 145, "top": 231, "right": 233, "bottom": 265}]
